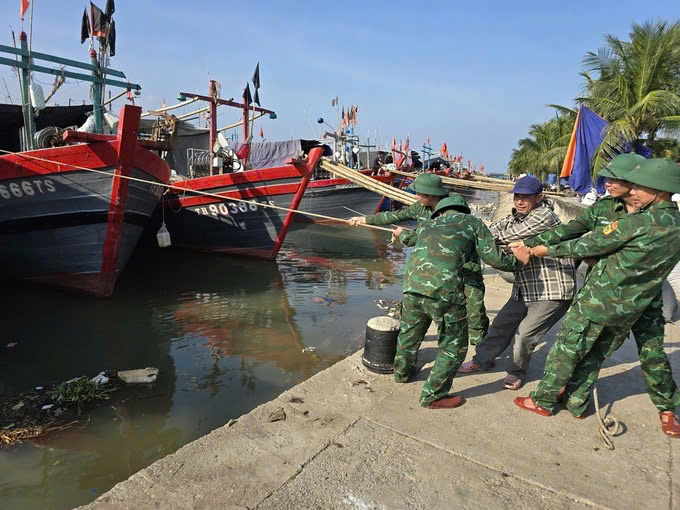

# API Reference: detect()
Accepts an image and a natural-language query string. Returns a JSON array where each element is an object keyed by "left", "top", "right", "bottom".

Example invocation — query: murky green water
[{"left": 0, "top": 191, "right": 496, "bottom": 510}]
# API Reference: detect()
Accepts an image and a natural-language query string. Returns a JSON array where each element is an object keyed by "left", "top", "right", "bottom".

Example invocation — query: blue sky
[{"left": 1, "top": 1, "right": 678, "bottom": 172}]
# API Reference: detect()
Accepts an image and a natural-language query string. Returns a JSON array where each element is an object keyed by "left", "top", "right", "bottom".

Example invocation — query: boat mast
[
  {"left": 180, "top": 82, "right": 276, "bottom": 162},
  {"left": 18, "top": 32, "right": 35, "bottom": 150}
]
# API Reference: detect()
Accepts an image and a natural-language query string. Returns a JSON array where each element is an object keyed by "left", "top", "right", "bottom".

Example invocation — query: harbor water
[{"left": 0, "top": 191, "right": 496, "bottom": 510}]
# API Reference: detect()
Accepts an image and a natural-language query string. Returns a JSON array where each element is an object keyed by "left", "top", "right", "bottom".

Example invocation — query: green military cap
[
  {"left": 432, "top": 195, "right": 470, "bottom": 217},
  {"left": 597, "top": 153, "right": 646, "bottom": 180},
  {"left": 622, "top": 158, "right": 680, "bottom": 194},
  {"left": 407, "top": 173, "right": 449, "bottom": 196}
]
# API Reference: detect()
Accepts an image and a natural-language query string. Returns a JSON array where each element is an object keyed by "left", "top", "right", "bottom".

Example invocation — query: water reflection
[{"left": 0, "top": 234, "right": 408, "bottom": 510}]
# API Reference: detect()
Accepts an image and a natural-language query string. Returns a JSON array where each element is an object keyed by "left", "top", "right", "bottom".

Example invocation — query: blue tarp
[
  {"left": 569, "top": 105, "right": 608, "bottom": 195},
  {"left": 566, "top": 105, "right": 654, "bottom": 196}
]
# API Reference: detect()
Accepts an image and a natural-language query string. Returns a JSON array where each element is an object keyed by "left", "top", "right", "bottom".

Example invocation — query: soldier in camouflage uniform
[
  {"left": 392, "top": 196, "right": 529, "bottom": 408},
  {"left": 348, "top": 173, "right": 490, "bottom": 345},
  {"left": 515, "top": 158, "right": 680, "bottom": 437},
  {"left": 519, "top": 154, "right": 680, "bottom": 425}
]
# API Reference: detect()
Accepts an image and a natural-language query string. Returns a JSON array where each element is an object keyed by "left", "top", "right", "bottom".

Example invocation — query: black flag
[
  {"left": 253, "top": 88, "right": 260, "bottom": 106},
  {"left": 252, "top": 63, "right": 260, "bottom": 90},
  {"left": 105, "top": 0, "right": 115, "bottom": 20},
  {"left": 243, "top": 83, "right": 252, "bottom": 105},
  {"left": 90, "top": 2, "right": 107, "bottom": 38},
  {"left": 107, "top": 20, "right": 116, "bottom": 56},
  {"left": 80, "top": 8, "right": 91, "bottom": 44}
]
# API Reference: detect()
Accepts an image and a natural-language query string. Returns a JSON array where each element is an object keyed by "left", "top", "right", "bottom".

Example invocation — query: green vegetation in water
[{"left": 56, "top": 377, "right": 117, "bottom": 414}]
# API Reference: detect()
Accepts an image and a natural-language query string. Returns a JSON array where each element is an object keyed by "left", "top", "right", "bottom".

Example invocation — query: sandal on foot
[
  {"left": 458, "top": 360, "right": 488, "bottom": 373},
  {"left": 503, "top": 375, "right": 523, "bottom": 390},
  {"left": 514, "top": 396, "right": 551, "bottom": 417},
  {"left": 425, "top": 394, "right": 465, "bottom": 409},
  {"left": 660, "top": 411, "right": 680, "bottom": 438}
]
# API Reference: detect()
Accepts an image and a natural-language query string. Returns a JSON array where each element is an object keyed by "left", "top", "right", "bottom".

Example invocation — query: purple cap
[{"left": 511, "top": 175, "right": 543, "bottom": 195}]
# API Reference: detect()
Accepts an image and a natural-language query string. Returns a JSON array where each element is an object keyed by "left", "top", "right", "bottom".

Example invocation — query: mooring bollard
[{"left": 362, "top": 316, "right": 400, "bottom": 373}]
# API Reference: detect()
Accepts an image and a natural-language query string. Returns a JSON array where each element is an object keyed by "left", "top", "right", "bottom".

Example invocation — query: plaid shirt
[{"left": 489, "top": 199, "right": 576, "bottom": 302}]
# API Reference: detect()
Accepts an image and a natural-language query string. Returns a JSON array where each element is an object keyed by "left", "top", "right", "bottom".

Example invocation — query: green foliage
[
  {"left": 650, "top": 137, "right": 680, "bottom": 159},
  {"left": 581, "top": 20, "right": 680, "bottom": 172},
  {"left": 508, "top": 19, "right": 680, "bottom": 177},
  {"left": 507, "top": 113, "right": 575, "bottom": 180}
]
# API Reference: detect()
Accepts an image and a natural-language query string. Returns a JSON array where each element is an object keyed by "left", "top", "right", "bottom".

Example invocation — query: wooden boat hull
[
  {"left": 0, "top": 106, "right": 170, "bottom": 296},
  {"left": 161, "top": 149, "right": 324, "bottom": 259}
]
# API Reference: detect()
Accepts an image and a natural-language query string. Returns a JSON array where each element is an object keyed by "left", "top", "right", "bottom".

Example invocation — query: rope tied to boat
[{"left": 0, "top": 148, "right": 397, "bottom": 234}]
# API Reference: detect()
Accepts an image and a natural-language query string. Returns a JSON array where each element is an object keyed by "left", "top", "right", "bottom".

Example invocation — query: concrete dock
[{"left": 82, "top": 274, "right": 679, "bottom": 510}]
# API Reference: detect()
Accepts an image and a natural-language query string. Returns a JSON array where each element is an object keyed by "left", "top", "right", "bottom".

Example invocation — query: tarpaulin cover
[
  {"left": 165, "top": 129, "right": 330, "bottom": 176},
  {"left": 0, "top": 104, "right": 91, "bottom": 153},
  {"left": 561, "top": 104, "right": 653, "bottom": 195}
]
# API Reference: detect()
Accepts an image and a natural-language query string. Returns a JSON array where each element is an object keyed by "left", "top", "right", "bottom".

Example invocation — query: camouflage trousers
[
  {"left": 532, "top": 301, "right": 680, "bottom": 416},
  {"left": 463, "top": 270, "right": 489, "bottom": 346},
  {"left": 393, "top": 292, "right": 468, "bottom": 407}
]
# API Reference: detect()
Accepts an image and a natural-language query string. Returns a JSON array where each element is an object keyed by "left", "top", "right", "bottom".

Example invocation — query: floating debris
[
  {"left": 90, "top": 372, "right": 109, "bottom": 386},
  {"left": 117, "top": 367, "right": 159, "bottom": 384},
  {"left": 375, "top": 299, "right": 401, "bottom": 320},
  {"left": 301, "top": 346, "right": 316, "bottom": 353}
]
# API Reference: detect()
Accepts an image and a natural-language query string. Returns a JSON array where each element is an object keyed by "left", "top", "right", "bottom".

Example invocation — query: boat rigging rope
[
  {"left": 593, "top": 385, "right": 622, "bottom": 450},
  {"left": 0, "top": 148, "right": 396, "bottom": 233}
]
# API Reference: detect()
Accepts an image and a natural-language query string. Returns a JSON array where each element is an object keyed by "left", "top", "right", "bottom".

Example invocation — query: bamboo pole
[
  {"left": 387, "top": 168, "right": 565, "bottom": 196},
  {"left": 319, "top": 160, "right": 417, "bottom": 204}
]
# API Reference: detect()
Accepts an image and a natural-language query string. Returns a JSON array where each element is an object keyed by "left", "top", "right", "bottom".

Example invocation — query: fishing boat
[
  {"left": 147, "top": 79, "right": 399, "bottom": 259},
  {"left": 0, "top": 8, "right": 170, "bottom": 296}
]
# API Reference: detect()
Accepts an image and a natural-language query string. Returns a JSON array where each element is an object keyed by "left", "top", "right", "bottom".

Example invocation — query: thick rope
[
  {"left": 0, "top": 148, "right": 395, "bottom": 233},
  {"left": 593, "top": 385, "right": 621, "bottom": 450}
]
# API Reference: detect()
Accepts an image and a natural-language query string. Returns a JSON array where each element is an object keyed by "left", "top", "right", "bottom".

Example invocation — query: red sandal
[
  {"left": 514, "top": 396, "right": 551, "bottom": 417},
  {"left": 660, "top": 411, "right": 680, "bottom": 438}
]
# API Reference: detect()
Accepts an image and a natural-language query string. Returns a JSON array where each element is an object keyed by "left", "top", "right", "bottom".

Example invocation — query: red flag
[
  {"left": 20, "top": 0, "right": 29, "bottom": 18},
  {"left": 394, "top": 140, "right": 403, "bottom": 167},
  {"left": 426, "top": 136, "right": 430, "bottom": 145},
  {"left": 440, "top": 142, "right": 448, "bottom": 158},
  {"left": 404, "top": 137, "right": 411, "bottom": 165},
  {"left": 259, "top": 127, "right": 264, "bottom": 139},
  {"left": 391, "top": 137, "right": 397, "bottom": 163}
]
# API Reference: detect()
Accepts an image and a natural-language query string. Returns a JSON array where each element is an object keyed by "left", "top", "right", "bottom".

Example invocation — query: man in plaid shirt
[{"left": 459, "top": 176, "right": 576, "bottom": 390}]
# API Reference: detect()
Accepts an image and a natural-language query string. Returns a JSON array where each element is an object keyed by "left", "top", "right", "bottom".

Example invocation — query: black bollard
[{"left": 362, "top": 316, "right": 400, "bottom": 373}]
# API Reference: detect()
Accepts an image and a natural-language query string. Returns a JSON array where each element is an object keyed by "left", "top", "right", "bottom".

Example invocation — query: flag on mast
[
  {"left": 90, "top": 2, "right": 108, "bottom": 38},
  {"left": 80, "top": 8, "right": 91, "bottom": 44},
  {"left": 104, "top": 0, "right": 115, "bottom": 19},
  {"left": 243, "top": 83, "right": 252, "bottom": 105},
  {"left": 20, "top": 0, "right": 29, "bottom": 19},
  {"left": 259, "top": 127, "right": 264, "bottom": 139},
  {"left": 252, "top": 63, "right": 260, "bottom": 90}
]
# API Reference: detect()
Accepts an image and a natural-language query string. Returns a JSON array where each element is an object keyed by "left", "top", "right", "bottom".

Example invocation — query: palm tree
[
  {"left": 507, "top": 113, "right": 575, "bottom": 183},
  {"left": 580, "top": 20, "right": 680, "bottom": 170}
]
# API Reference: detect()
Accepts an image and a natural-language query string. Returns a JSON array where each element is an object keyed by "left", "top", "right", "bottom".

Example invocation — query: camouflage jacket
[
  {"left": 402, "top": 210, "right": 519, "bottom": 300},
  {"left": 524, "top": 197, "right": 626, "bottom": 247},
  {"left": 366, "top": 201, "right": 431, "bottom": 225},
  {"left": 368, "top": 202, "right": 483, "bottom": 274},
  {"left": 546, "top": 201, "right": 680, "bottom": 327}
]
